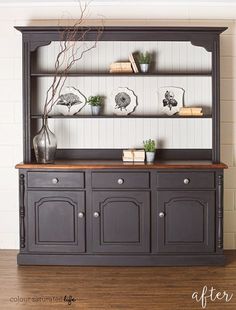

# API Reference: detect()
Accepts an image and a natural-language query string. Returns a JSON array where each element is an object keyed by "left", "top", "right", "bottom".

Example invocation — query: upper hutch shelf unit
[{"left": 15, "top": 26, "right": 226, "bottom": 163}]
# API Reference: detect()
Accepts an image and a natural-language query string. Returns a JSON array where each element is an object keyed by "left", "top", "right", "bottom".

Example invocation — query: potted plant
[
  {"left": 138, "top": 52, "right": 151, "bottom": 73},
  {"left": 143, "top": 139, "right": 156, "bottom": 163},
  {"left": 88, "top": 95, "right": 103, "bottom": 115}
]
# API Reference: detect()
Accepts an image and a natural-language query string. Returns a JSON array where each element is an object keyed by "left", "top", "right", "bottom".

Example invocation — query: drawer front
[
  {"left": 92, "top": 172, "right": 150, "bottom": 189},
  {"left": 27, "top": 172, "right": 84, "bottom": 188},
  {"left": 156, "top": 172, "right": 214, "bottom": 189}
]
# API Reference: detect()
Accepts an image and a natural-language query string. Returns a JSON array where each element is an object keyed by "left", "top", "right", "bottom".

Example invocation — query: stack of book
[
  {"left": 178, "top": 107, "right": 203, "bottom": 116},
  {"left": 123, "top": 150, "right": 133, "bottom": 162},
  {"left": 133, "top": 150, "right": 145, "bottom": 162},
  {"left": 109, "top": 62, "right": 133, "bottom": 73},
  {"left": 122, "top": 149, "right": 145, "bottom": 162}
]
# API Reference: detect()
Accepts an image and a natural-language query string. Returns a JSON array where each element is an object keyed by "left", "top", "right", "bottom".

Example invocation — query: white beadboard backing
[
  {"left": 35, "top": 118, "right": 212, "bottom": 149},
  {"left": 33, "top": 40, "right": 212, "bottom": 149},
  {"left": 33, "top": 76, "right": 212, "bottom": 115},
  {"left": 35, "top": 40, "right": 212, "bottom": 73}
]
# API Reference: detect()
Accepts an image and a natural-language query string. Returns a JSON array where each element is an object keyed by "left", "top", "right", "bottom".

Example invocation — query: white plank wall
[
  {"left": 45, "top": 118, "right": 212, "bottom": 149},
  {"left": 33, "top": 40, "right": 213, "bottom": 149},
  {"left": 35, "top": 40, "right": 212, "bottom": 73}
]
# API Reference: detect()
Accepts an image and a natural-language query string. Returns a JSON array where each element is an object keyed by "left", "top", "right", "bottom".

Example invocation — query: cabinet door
[
  {"left": 156, "top": 191, "right": 215, "bottom": 253},
  {"left": 92, "top": 191, "right": 150, "bottom": 253},
  {"left": 28, "top": 191, "right": 85, "bottom": 253}
]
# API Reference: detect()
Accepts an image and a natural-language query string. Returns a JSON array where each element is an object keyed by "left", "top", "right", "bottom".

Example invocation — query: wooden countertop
[{"left": 15, "top": 160, "right": 228, "bottom": 170}]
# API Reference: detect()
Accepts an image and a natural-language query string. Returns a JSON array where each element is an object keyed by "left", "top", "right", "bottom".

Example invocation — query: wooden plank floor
[{"left": 1, "top": 250, "right": 236, "bottom": 309}]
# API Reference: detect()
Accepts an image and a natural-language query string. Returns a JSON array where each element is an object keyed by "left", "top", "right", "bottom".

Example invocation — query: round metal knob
[
  {"left": 52, "top": 178, "right": 59, "bottom": 184},
  {"left": 78, "top": 212, "right": 84, "bottom": 218},
  {"left": 159, "top": 212, "right": 165, "bottom": 218},
  {"left": 183, "top": 178, "right": 190, "bottom": 185},
  {"left": 117, "top": 178, "right": 124, "bottom": 185},
  {"left": 93, "top": 212, "right": 100, "bottom": 218}
]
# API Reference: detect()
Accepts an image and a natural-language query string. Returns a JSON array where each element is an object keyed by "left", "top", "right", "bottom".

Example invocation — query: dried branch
[{"left": 43, "top": 1, "right": 104, "bottom": 117}]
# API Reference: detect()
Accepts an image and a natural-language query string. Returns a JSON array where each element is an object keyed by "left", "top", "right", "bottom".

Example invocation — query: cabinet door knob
[
  {"left": 78, "top": 212, "right": 84, "bottom": 218},
  {"left": 183, "top": 178, "right": 190, "bottom": 185},
  {"left": 159, "top": 212, "right": 165, "bottom": 218},
  {"left": 93, "top": 212, "right": 100, "bottom": 218},
  {"left": 117, "top": 178, "right": 124, "bottom": 185},
  {"left": 52, "top": 178, "right": 59, "bottom": 184}
]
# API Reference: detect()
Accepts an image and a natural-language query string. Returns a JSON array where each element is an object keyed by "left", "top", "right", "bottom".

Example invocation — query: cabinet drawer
[
  {"left": 156, "top": 172, "right": 214, "bottom": 189},
  {"left": 92, "top": 172, "right": 150, "bottom": 189},
  {"left": 27, "top": 172, "right": 84, "bottom": 188}
]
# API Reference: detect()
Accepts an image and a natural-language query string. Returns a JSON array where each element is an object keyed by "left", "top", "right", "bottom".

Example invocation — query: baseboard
[{"left": 17, "top": 253, "right": 226, "bottom": 266}]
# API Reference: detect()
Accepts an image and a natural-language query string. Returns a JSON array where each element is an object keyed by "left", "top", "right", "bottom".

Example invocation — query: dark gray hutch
[{"left": 15, "top": 26, "right": 227, "bottom": 265}]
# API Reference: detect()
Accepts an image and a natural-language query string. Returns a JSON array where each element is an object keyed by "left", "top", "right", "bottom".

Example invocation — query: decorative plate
[
  {"left": 111, "top": 87, "right": 138, "bottom": 116},
  {"left": 55, "top": 86, "right": 87, "bottom": 116},
  {"left": 158, "top": 86, "right": 185, "bottom": 116}
]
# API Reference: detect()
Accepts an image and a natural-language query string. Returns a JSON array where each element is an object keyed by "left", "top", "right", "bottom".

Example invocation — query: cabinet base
[{"left": 17, "top": 253, "right": 226, "bottom": 266}]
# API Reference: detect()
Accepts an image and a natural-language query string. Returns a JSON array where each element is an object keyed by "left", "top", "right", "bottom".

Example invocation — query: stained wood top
[{"left": 15, "top": 160, "right": 228, "bottom": 170}]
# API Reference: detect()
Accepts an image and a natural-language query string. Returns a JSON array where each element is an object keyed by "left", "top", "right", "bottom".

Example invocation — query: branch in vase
[{"left": 43, "top": 1, "right": 104, "bottom": 117}]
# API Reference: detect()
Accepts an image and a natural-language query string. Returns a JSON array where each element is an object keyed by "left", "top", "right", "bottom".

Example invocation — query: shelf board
[
  {"left": 30, "top": 72, "right": 212, "bottom": 77},
  {"left": 31, "top": 114, "right": 212, "bottom": 119}
]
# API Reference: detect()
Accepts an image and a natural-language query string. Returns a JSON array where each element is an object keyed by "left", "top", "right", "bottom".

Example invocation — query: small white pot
[
  {"left": 91, "top": 106, "right": 101, "bottom": 115},
  {"left": 146, "top": 151, "right": 155, "bottom": 163},
  {"left": 140, "top": 63, "right": 149, "bottom": 73}
]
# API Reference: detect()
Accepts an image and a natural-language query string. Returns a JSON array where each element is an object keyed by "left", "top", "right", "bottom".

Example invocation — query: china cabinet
[{"left": 15, "top": 26, "right": 227, "bottom": 265}]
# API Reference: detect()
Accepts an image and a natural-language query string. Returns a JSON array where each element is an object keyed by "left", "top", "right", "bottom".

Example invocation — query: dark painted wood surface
[
  {"left": 156, "top": 190, "right": 215, "bottom": 253},
  {"left": 92, "top": 191, "right": 150, "bottom": 253},
  {"left": 54, "top": 148, "right": 213, "bottom": 161},
  {"left": 92, "top": 171, "right": 150, "bottom": 188},
  {"left": 28, "top": 191, "right": 85, "bottom": 253},
  {"left": 16, "top": 168, "right": 225, "bottom": 265},
  {"left": 156, "top": 171, "right": 215, "bottom": 189},
  {"left": 27, "top": 171, "right": 84, "bottom": 188}
]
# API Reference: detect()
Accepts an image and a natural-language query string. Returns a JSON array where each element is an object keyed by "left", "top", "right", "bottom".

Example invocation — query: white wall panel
[
  {"left": 35, "top": 40, "right": 212, "bottom": 73},
  {"left": 47, "top": 118, "right": 212, "bottom": 149}
]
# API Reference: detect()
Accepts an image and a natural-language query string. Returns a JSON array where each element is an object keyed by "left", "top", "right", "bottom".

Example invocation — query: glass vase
[{"left": 33, "top": 116, "right": 57, "bottom": 164}]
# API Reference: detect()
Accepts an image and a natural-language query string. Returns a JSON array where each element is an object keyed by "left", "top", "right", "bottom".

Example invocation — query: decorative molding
[
  {"left": 165, "top": 197, "right": 206, "bottom": 208},
  {"left": 19, "top": 174, "right": 25, "bottom": 248},
  {"left": 35, "top": 196, "right": 77, "bottom": 244},
  {"left": 217, "top": 175, "right": 223, "bottom": 249},
  {"left": 36, "top": 196, "right": 76, "bottom": 208},
  {"left": 190, "top": 39, "right": 214, "bottom": 52},
  {"left": 100, "top": 197, "right": 142, "bottom": 244},
  {"left": 30, "top": 41, "right": 52, "bottom": 52}
]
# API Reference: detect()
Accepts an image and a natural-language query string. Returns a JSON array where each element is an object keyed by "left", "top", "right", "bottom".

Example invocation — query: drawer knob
[
  {"left": 117, "top": 178, "right": 124, "bottom": 185},
  {"left": 93, "top": 212, "right": 100, "bottom": 218},
  {"left": 78, "top": 212, "right": 84, "bottom": 218},
  {"left": 52, "top": 178, "right": 59, "bottom": 184},
  {"left": 183, "top": 178, "right": 190, "bottom": 185},
  {"left": 159, "top": 212, "right": 165, "bottom": 218}
]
